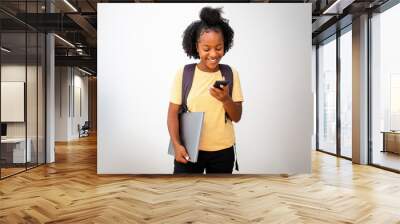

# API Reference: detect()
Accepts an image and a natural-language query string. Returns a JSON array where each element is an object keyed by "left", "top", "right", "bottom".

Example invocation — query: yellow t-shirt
[{"left": 170, "top": 65, "right": 244, "bottom": 151}]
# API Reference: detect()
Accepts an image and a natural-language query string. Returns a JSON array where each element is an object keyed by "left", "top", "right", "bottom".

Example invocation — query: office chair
[{"left": 79, "top": 121, "right": 90, "bottom": 138}]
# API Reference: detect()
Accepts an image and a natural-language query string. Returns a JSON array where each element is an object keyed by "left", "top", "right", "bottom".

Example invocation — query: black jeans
[{"left": 173, "top": 146, "right": 235, "bottom": 174}]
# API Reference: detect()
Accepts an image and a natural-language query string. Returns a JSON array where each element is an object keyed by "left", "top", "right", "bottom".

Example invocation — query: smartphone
[{"left": 213, "top": 80, "right": 229, "bottom": 89}]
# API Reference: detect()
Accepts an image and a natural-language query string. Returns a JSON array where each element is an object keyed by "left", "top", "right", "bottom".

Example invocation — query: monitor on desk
[{"left": 1, "top": 123, "right": 7, "bottom": 138}]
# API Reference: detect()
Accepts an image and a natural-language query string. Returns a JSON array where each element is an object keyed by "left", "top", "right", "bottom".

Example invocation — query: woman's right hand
[{"left": 174, "top": 144, "right": 190, "bottom": 164}]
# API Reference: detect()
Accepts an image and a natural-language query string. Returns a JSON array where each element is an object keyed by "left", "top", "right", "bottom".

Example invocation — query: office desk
[
  {"left": 1, "top": 138, "right": 32, "bottom": 163},
  {"left": 382, "top": 131, "right": 400, "bottom": 154}
]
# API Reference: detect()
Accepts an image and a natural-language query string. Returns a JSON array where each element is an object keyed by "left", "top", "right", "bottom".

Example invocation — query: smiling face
[{"left": 196, "top": 29, "right": 224, "bottom": 72}]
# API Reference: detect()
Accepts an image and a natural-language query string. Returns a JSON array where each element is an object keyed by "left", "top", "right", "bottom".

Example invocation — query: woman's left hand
[{"left": 209, "top": 85, "right": 230, "bottom": 103}]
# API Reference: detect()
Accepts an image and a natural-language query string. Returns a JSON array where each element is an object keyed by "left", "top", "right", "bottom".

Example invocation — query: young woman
[{"left": 167, "top": 6, "right": 243, "bottom": 174}]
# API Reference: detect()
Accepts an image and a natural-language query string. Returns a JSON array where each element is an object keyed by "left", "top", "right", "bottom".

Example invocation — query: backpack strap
[
  {"left": 219, "top": 64, "right": 233, "bottom": 98},
  {"left": 181, "top": 63, "right": 197, "bottom": 113},
  {"left": 219, "top": 64, "right": 234, "bottom": 122}
]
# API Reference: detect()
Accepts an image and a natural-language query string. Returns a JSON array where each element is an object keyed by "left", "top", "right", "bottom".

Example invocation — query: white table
[{"left": 1, "top": 138, "right": 32, "bottom": 163}]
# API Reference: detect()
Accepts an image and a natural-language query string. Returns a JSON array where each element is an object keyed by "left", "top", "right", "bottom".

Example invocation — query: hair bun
[{"left": 199, "top": 7, "right": 223, "bottom": 25}]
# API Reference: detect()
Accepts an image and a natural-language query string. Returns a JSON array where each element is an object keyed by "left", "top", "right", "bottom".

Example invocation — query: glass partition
[
  {"left": 38, "top": 32, "right": 45, "bottom": 165},
  {"left": 1, "top": 31, "right": 28, "bottom": 177},
  {"left": 27, "top": 31, "right": 38, "bottom": 169},
  {"left": 0, "top": 1, "right": 46, "bottom": 179}
]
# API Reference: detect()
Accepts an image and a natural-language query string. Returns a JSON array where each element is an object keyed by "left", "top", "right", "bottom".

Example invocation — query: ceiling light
[
  {"left": 1, "top": 47, "right": 11, "bottom": 53},
  {"left": 322, "top": 0, "right": 354, "bottom": 15},
  {"left": 78, "top": 67, "right": 93, "bottom": 76},
  {"left": 63, "top": 0, "right": 78, "bottom": 12},
  {"left": 54, "top": 34, "right": 75, "bottom": 48},
  {"left": 76, "top": 48, "right": 85, "bottom": 55}
]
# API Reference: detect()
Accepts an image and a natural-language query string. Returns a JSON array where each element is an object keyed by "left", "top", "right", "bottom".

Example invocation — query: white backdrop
[{"left": 98, "top": 3, "right": 312, "bottom": 174}]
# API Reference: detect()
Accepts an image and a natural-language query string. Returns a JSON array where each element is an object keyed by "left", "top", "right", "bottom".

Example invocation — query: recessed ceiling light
[
  {"left": 322, "top": 0, "right": 354, "bottom": 15},
  {"left": 1, "top": 47, "right": 11, "bottom": 53},
  {"left": 78, "top": 67, "right": 93, "bottom": 76},
  {"left": 54, "top": 34, "right": 75, "bottom": 48},
  {"left": 63, "top": 0, "right": 78, "bottom": 12}
]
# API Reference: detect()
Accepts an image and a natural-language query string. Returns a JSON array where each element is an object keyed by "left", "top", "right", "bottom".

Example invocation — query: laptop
[{"left": 168, "top": 112, "right": 204, "bottom": 163}]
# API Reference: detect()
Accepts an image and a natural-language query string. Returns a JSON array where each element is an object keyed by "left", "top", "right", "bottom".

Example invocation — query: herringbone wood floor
[{"left": 1, "top": 135, "right": 400, "bottom": 224}]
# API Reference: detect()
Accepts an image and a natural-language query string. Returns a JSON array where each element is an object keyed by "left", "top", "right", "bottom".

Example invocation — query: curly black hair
[{"left": 182, "top": 7, "right": 234, "bottom": 59}]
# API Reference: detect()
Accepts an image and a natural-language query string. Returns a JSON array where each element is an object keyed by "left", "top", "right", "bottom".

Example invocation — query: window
[
  {"left": 340, "top": 29, "right": 352, "bottom": 158},
  {"left": 318, "top": 37, "right": 337, "bottom": 154},
  {"left": 371, "top": 3, "right": 400, "bottom": 171}
]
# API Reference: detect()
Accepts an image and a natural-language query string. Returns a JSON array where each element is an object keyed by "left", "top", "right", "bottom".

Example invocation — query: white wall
[
  {"left": 55, "top": 67, "right": 89, "bottom": 141},
  {"left": 98, "top": 3, "right": 312, "bottom": 174},
  {"left": 55, "top": 67, "right": 69, "bottom": 141},
  {"left": 72, "top": 72, "right": 89, "bottom": 138}
]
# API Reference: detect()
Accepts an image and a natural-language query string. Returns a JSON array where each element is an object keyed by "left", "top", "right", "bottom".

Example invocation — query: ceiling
[{"left": 0, "top": 0, "right": 393, "bottom": 75}]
